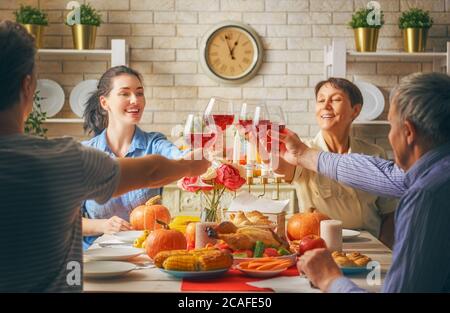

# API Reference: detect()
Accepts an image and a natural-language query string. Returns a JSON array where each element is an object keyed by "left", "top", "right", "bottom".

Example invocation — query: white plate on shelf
[
  {"left": 36, "top": 79, "right": 65, "bottom": 117},
  {"left": 354, "top": 81, "right": 385, "bottom": 121},
  {"left": 69, "top": 80, "right": 98, "bottom": 117},
  {"left": 84, "top": 247, "right": 143, "bottom": 261},
  {"left": 84, "top": 261, "right": 136, "bottom": 278},
  {"left": 112, "top": 230, "right": 144, "bottom": 244},
  {"left": 342, "top": 229, "right": 361, "bottom": 240}
]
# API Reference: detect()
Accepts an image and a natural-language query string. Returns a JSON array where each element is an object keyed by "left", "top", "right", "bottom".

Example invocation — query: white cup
[{"left": 320, "top": 220, "right": 342, "bottom": 252}]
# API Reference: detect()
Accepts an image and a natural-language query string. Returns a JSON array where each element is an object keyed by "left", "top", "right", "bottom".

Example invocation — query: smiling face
[
  {"left": 315, "top": 83, "right": 361, "bottom": 134},
  {"left": 99, "top": 74, "right": 145, "bottom": 127}
]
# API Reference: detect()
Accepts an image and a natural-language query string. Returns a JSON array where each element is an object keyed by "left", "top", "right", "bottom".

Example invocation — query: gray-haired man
[{"left": 280, "top": 72, "right": 450, "bottom": 292}]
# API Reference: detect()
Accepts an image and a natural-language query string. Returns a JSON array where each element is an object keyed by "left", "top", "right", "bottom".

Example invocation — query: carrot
[
  {"left": 270, "top": 262, "right": 292, "bottom": 270},
  {"left": 256, "top": 260, "right": 289, "bottom": 270},
  {"left": 247, "top": 262, "right": 269, "bottom": 269}
]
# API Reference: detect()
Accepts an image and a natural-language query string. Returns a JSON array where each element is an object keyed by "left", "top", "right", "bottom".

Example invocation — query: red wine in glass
[
  {"left": 256, "top": 120, "right": 272, "bottom": 152},
  {"left": 187, "top": 132, "right": 216, "bottom": 148},
  {"left": 212, "top": 114, "right": 234, "bottom": 131}
]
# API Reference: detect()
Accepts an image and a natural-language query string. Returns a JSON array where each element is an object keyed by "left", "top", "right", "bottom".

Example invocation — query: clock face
[{"left": 205, "top": 26, "right": 258, "bottom": 80}]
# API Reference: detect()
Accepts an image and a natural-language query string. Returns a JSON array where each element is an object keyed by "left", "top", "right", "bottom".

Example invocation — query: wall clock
[{"left": 199, "top": 21, "right": 264, "bottom": 85}]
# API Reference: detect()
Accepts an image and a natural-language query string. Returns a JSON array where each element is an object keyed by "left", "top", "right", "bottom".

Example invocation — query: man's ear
[
  {"left": 403, "top": 119, "right": 417, "bottom": 146},
  {"left": 351, "top": 104, "right": 362, "bottom": 120}
]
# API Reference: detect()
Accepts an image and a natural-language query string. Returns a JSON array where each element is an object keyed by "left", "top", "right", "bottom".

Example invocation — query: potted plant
[
  {"left": 399, "top": 8, "right": 433, "bottom": 53},
  {"left": 66, "top": 3, "right": 102, "bottom": 50},
  {"left": 14, "top": 5, "right": 48, "bottom": 49},
  {"left": 25, "top": 91, "right": 48, "bottom": 138},
  {"left": 348, "top": 8, "right": 384, "bottom": 52}
]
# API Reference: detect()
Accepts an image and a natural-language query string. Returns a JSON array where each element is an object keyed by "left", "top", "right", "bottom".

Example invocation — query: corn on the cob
[
  {"left": 163, "top": 254, "right": 198, "bottom": 271},
  {"left": 198, "top": 251, "right": 233, "bottom": 271},
  {"left": 154, "top": 249, "right": 190, "bottom": 268},
  {"left": 154, "top": 248, "right": 233, "bottom": 271}
]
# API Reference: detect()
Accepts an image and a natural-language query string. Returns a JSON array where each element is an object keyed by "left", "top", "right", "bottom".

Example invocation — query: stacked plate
[
  {"left": 354, "top": 81, "right": 385, "bottom": 121},
  {"left": 36, "top": 79, "right": 65, "bottom": 117},
  {"left": 69, "top": 80, "right": 98, "bottom": 117}
]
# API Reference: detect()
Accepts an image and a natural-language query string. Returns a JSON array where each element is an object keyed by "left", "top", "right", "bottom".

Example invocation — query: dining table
[{"left": 83, "top": 230, "right": 392, "bottom": 293}]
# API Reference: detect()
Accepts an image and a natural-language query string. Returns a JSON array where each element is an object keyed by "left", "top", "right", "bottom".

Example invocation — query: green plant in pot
[
  {"left": 399, "top": 8, "right": 433, "bottom": 53},
  {"left": 25, "top": 91, "right": 48, "bottom": 138},
  {"left": 66, "top": 3, "right": 102, "bottom": 50},
  {"left": 349, "top": 7, "right": 384, "bottom": 52},
  {"left": 14, "top": 5, "right": 48, "bottom": 49}
]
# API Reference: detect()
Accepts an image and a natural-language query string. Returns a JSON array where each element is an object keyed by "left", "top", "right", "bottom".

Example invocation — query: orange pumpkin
[
  {"left": 130, "top": 195, "right": 171, "bottom": 231},
  {"left": 146, "top": 227, "right": 187, "bottom": 259},
  {"left": 287, "top": 211, "right": 330, "bottom": 241}
]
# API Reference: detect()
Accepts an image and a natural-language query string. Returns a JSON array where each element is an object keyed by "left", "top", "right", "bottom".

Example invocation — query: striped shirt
[
  {"left": 318, "top": 142, "right": 450, "bottom": 292},
  {"left": 0, "top": 134, "right": 120, "bottom": 292}
]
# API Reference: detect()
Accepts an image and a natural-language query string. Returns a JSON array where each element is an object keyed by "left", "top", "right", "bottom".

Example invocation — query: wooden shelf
[
  {"left": 38, "top": 49, "right": 112, "bottom": 56},
  {"left": 347, "top": 51, "right": 447, "bottom": 60},
  {"left": 44, "top": 118, "right": 83, "bottom": 124},
  {"left": 324, "top": 40, "right": 450, "bottom": 78},
  {"left": 36, "top": 39, "right": 127, "bottom": 66}
]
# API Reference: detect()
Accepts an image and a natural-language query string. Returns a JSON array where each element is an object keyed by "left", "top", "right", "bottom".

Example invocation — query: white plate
[
  {"left": 342, "top": 229, "right": 361, "bottom": 240},
  {"left": 84, "top": 261, "right": 136, "bottom": 278},
  {"left": 84, "top": 247, "right": 143, "bottom": 261},
  {"left": 112, "top": 230, "right": 144, "bottom": 244},
  {"left": 69, "top": 80, "right": 98, "bottom": 117},
  {"left": 354, "top": 81, "right": 385, "bottom": 121},
  {"left": 36, "top": 79, "right": 65, "bottom": 117}
]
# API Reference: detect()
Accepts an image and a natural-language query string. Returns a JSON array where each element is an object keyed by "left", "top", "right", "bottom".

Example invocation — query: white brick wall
[{"left": 2, "top": 0, "right": 447, "bottom": 152}]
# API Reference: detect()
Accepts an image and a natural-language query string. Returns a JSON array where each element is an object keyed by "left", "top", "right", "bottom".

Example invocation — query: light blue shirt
[
  {"left": 318, "top": 142, "right": 450, "bottom": 292},
  {"left": 81, "top": 126, "right": 184, "bottom": 249}
]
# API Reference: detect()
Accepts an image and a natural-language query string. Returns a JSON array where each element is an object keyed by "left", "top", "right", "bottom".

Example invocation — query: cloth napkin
[
  {"left": 228, "top": 192, "right": 289, "bottom": 214},
  {"left": 247, "top": 276, "right": 322, "bottom": 293}
]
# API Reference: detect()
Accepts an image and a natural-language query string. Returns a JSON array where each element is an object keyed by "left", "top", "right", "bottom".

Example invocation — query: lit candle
[
  {"left": 320, "top": 220, "right": 343, "bottom": 252},
  {"left": 232, "top": 132, "right": 241, "bottom": 164}
]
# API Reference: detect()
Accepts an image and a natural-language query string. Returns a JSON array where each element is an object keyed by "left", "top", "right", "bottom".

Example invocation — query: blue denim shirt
[
  {"left": 318, "top": 142, "right": 450, "bottom": 292},
  {"left": 81, "top": 127, "right": 184, "bottom": 249}
]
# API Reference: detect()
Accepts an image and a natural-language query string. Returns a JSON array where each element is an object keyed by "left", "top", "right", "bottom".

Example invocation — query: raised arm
[
  {"left": 280, "top": 130, "right": 407, "bottom": 198},
  {"left": 318, "top": 152, "right": 406, "bottom": 198},
  {"left": 114, "top": 154, "right": 210, "bottom": 197}
]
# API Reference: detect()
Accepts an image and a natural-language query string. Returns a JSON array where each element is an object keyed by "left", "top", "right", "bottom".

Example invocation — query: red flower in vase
[{"left": 215, "top": 164, "right": 246, "bottom": 191}]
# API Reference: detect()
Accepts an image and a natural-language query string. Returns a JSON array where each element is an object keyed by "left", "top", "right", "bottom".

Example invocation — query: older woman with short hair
[{"left": 275, "top": 78, "right": 396, "bottom": 246}]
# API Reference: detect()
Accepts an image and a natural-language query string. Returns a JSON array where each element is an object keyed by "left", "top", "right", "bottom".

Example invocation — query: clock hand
[
  {"left": 223, "top": 35, "right": 234, "bottom": 59},
  {"left": 230, "top": 34, "right": 241, "bottom": 58}
]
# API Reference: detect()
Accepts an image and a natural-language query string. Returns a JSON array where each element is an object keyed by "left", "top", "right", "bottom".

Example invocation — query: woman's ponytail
[{"left": 83, "top": 89, "right": 107, "bottom": 136}]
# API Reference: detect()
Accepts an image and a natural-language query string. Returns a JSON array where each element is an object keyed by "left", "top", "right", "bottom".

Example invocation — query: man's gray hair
[{"left": 391, "top": 72, "right": 450, "bottom": 147}]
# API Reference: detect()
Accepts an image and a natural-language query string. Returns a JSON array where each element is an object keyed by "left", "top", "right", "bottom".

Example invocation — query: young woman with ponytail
[{"left": 81, "top": 66, "right": 186, "bottom": 249}]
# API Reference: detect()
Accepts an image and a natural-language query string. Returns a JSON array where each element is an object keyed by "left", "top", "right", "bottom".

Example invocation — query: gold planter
[
  {"left": 71, "top": 24, "right": 97, "bottom": 50},
  {"left": 403, "top": 28, "right": 428, "bottom": 53},
  {"left": 22, "top": 24, "right": 46, "bottom": 49},
  {"left": 353, "top": 28, "right": 380, "bottom": 52}
]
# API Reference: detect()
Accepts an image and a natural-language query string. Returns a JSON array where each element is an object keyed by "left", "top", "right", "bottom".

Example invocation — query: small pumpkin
[
  {"left": 145, "top": 220, "right": 187, "bottom": 259},
  {"left": 130, "top": 195, "right": 171, "bottom": 230},
  {"left": 287, "top": 210, "right": 330, "bottom": 241}
]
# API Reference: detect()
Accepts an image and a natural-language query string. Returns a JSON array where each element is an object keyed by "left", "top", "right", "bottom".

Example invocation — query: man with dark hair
[
  {"left": 0, "top": 21, "right": 210, "bottom": 292},
  {"left": 280, "top": 72, "right": 450, "bottom": 292}
]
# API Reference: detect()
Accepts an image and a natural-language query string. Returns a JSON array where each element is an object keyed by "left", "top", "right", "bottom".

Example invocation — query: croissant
[
  {"left": 346, "top": 252, "right": 371, "bottom": 266},
  {"left": 229, "top": 211, "right": 252, "bottom": 226},
  {"left": 332, "top": 251, "right": 371, "bottom": 267}
]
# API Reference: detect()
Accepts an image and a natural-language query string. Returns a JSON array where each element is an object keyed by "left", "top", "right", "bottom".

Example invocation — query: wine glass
[
  {"left": 183, "top": 113, "right": 216, "bottom": 187},
  {"left": 263, "top": 105, "right": 287, "bottom": 174},
  {"left": 204, "top": 97, "right": 235, "bottom": 132}
]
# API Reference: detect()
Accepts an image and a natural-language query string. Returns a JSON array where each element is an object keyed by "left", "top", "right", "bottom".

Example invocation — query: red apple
[
  {"left": 185, "top": 222, "right": 197, "bottom": 250},
  {"left": 298, "top": 234, "right": 327, "bottom": 256}
]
